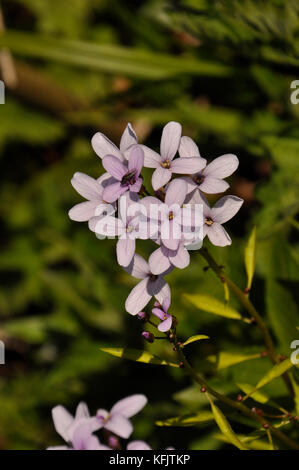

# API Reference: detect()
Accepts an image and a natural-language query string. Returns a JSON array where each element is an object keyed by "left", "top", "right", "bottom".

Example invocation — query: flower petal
[
  {"left": 199, "top": 176, "right": 229, "bottom": 194},
  {"left": 162, "top": 297, "right": 171, "bottom": 312},
  {"left": 207, "top": 223, "right": 232, "bottom": 246},
  {"left": 152, "top": 167, "right": 172, "bottom": 190},
  {"left": 103, "top": 181, "right": 127, "bottom": 203},
  {"left": 165, "top": 179, "right": 187, "bottom": 206},
  {"left": 158, "top": 316, "right": 172, "bottom": 332},
  {"left": 125, "top": 278, "right": 152, "bottom": 315},
  {"left": 160, "top": 121, "right": 182, "bottom": 161},
  {"left": 203, "top": 154, "right": 239, "bottom": 178},
  {"left": 91, "top": 132, "right": 123, "bottom": 161},
  {"left": 52, "top": 406, "right": 74, "bottom": 442},
  {"left": 117, "top": 238, "right": 136, "bottom": 267},
  {"left": 111, "top": 394, "right": 147, "bottom": 418},
  {"left": 102, "top": 155, "right": 126, "bottom": 181},
  {"left": 105, "top": 414, "right": 133, "bottom": 439},
  {"left": 75, "top": 402, "right": 90, "bottom": 420},
  {"left": 153, "top": 279, "right": 171, "bottom": 305},
  {"left": 149, "top": 247, "right": 171, "bottom": 275},
  {"left": 179, "top": 136, "right": 201, "bottom": 158},
  {"left": 124, "top": 254, "right": 149, "bottom": 279},
  {"left": 128, "top": 145, "right": 144, "bottom": 175},
  {"left": 171, "top": 157, "right": 206, "bottom": 174},
  {"left": 139, "top": 145, "right": 161, "bottom": 168},
  {"left": 71, "top": 172, "right": 102, "bottom": 200},
  {"left": 212, "top": 195, "right": 244, "bottom": 224},
  {"left": 93, "top": 215, "right": 125, "bottom": 237},
  {"left": 169, "top": 245, "right": 190, "bottom": 269},
  {"left": 119, "top": 123, "right": 138, "bottom": 152},
  {"left": 68, "top": 201, "right": 99, "bottom": 222}
]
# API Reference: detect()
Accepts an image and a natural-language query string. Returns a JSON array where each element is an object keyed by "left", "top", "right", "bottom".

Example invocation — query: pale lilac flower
[
  {"left": 92, "top": 394, "right": 147, "bottom": 439},
  {"left": 152, "top": 298, "right": 172, "bottom": 332},
  {"left": 91, "top": 123, "right": 137, "bottom": 162},
  {"left": 124, "top": 254, "right": 172, "bottom": 315},
  {"left": 179, "top": 136, "right": 239, "bottom": 195},
  {"left": 48, "top": 402, "right": 109, "bottom": 450},
  {"left": 141, "top": 122, "right": 204, "bottom": 190},
  {"left": 142, "top": 179, "right": 194, "bottom": 251},
  {"left": 192, "top": 191, "right": 243, "bottom": 246},
  {"left": 68, "top": 172, "right": 114, "bottom": 222},
  {"left": 102, "top": 145, "right": 144, "bottom": 203},
  {"left": 89, "top": 193, "right": 141, "bottom": 267}
]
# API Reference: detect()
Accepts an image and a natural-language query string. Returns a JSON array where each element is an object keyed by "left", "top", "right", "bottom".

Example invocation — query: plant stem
[
  {"left": 198, "top": 247, "right": 293, "bottom": 397},
  {"left": 176, "top": 346, "right": 299, "bottom": 450}
]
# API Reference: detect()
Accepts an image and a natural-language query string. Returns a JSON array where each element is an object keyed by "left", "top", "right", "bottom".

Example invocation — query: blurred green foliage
[{"left": 0, "top": 0, "right": 298, "bottom": 450}]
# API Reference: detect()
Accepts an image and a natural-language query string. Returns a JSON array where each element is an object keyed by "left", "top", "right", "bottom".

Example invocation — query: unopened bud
[
  {"left": 200, "top": 386, "right": 207, "bottom": 393},
  {"left": 236, "top": 394, "right": 243, "bottom": 402},
  {"left": 137, "top": 311, "right": 149, "bottom": 322},
  {"left": 179, "top": 361, "right": 184, "bottom": 368},
  {"left": 108, "top": 435, "right": 121, "bottom": 449},
  {"left": 142, "top": 331, "right": 154, "bottom": 343},
  {"left": 263, "top": 423, "right": 269, "bottom": 429}
]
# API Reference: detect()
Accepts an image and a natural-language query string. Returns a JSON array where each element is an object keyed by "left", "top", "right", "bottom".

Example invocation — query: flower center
[
  {"left": 205, "top": 217, "right": 214, "bottom": 226},
  {"left": 149, "top": 273, "right": 158, "bottom": 282},
  {"left": 126, "top": 225, "right": 133, "bottom": 233},
  {"left": 193, "top": 173, "right": 205, "bottom": 186},
  {"left": 161, "top": 160, "right": 171, "bottom": 169},
  {"left": 168, "top": 211, "right": 174, "bottom": 220},
  {"left": 121, "top": 170, "right": 136, "bottom": 186}
]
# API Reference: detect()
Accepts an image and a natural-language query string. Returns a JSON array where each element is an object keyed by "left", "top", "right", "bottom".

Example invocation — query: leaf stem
[
  {"left": 198, "top": 247, "right": 293, "bottom": 397},
  {"left": 176, "top": 346, "right": 299, "bottom": 450}
]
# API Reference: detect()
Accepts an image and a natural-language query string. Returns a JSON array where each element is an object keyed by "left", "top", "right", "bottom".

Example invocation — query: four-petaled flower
[
  {"left": 125, "top": 254, "right": 172, "bottom": 315},
  {"left": 192, "top": 191, "right": 244, "bottom": 246},
  {"left": 179, "top": 136, "right": 239, "bottom": 195},
  {"left": 102, "top": 145, "right": 144, "bottom": 203},
  {"left": 141, "top": 122, "right": 205, "bottom": 190},
  {"left": 92, "top": 394, "right": 147, "bottom": 439},
  {"left": 152, "top": 298, "right": 172, "bottom": 332}
]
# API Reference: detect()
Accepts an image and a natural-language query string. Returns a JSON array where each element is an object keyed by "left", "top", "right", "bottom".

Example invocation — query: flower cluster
[
  {"left": 69, "top": 122, "right": 243, "bottom": 330},
  {"left": 48, "top": 394, "right": 168, "bottom": 450}
]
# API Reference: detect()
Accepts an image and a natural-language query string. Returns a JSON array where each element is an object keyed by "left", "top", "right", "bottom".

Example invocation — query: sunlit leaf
[
  {"left": 236, "top": 383, "right": 269, "bottom": 404},
  {"left": 256, "top": 359, "right": 294, "bottom": 390},
  {"left": 185, "top": 294, "right": 242, "bottom": 320},
  {"left": 100, "top": 347, "right": 179, "bottom": 367},
  {"left": 183, "top": 335, "right": 209, "bottom": 347},
  {"left": 209, "top": 399, "right": 248, "bottom": 450},
  {"left": 244, "top": 226, "right": 256, "bottom": 290},
  {"left": 208, "top": 351, "right": 261, "bottom": 370},
  {"left": 156, "top": 411, "right": 214, "bottom": 427}
]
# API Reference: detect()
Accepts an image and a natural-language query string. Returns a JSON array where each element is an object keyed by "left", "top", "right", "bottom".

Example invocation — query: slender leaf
[
  {"left": 209, "top": 400, "right": 248, "bottom": 450},
  {"left": 183, "top": 335, "right": 209, "bottom": 347},
  {"left": 256, "top": 359, "right": 294, "bottom": 390},
  {"left": 208, "top": 351, "right": 260, "bottom": 370},
  {"left": 100, "top": 347, "right": 179, "bottom": 367},
  {"left": 185, "top": 294, "right": 242, "bottom": 320},
  {"left": 156, "top": 411, "right": 214, "bottom": 427},
  {"left": 244, "top": 226, "right": 256, "bottom": 290}
]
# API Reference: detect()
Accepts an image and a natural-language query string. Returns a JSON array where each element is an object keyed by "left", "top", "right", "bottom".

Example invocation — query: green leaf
[
  {"left": 209, "top": 400, "right": 248, "bottom": 450},
  {"left": 256, "top": 359, "right": 294, "bottom": 390},
  {"left": 185, "top": 294, "right": 242, "bottom": 320},
  {"left": 244, "top": 226, "right": 256, "bottom": 290},
  {"left": 208, "top": 351, "right": 261, "bottom": 370},
  {"left": 156, "top": 411, "right": 214, "bottom": 427},
  {"left": 183, "top": 335, "right": 209, "bottom": 347},
  {"left": 99, "top": 347, "right": 179, "bottom": 367},
  {"left": 236, "top": 383, "right": 269, "bottom": 404},
  {"left": 0, "top": 31, "right": 231, "bottom": 80}
]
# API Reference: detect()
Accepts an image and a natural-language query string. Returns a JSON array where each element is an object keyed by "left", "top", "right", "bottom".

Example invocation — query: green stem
[
  {"left": 198, "top": 247, "right": 293, "bottom": 397},
  {"left": 177, "top": 347, "right": 299, "bottom": 450}
]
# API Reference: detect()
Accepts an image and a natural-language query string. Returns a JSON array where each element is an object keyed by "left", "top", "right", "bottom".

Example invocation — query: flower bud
[
  {"left": 137, "top": 311, "right": 149, "bottom": 322},
  {"left": 142, "top": 331, "right": 155, "bottom": 343}
]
